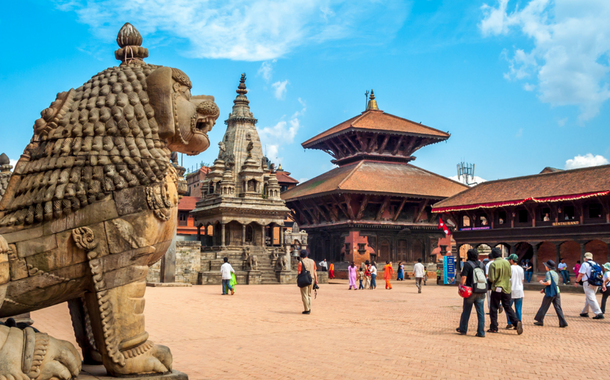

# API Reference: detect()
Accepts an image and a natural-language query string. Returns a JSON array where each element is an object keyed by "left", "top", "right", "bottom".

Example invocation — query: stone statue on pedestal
[{"left": 0, "top": 23, "right": 218, "bottom": 379}]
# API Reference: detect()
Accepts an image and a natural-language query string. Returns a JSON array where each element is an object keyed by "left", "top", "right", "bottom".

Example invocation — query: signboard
[
  {"left": 459, "top": 226, "right": 491, "bottom": 231},
  {"left": 552, "top": 221, "right": 579, "bottom": 226},
  {"left": 443, "top": 255, "right": 455, "bottom": 285}
]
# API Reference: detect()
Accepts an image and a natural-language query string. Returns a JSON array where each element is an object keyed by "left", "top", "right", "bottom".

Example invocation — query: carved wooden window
[
  {"left": 246, "top": 225, "right": 253, "bottom": 243},
  {"left": 178, "top": 211, "right": 188, "bottom": 226}
]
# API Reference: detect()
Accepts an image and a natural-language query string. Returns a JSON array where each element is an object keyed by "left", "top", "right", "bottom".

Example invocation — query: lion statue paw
[{"left": 0, "top": 325, "right": 82, "bottom": 380}]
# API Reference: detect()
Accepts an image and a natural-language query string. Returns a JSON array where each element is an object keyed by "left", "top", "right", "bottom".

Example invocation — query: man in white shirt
[
  {"left": 220, "top": 257, "right": 236, "bottom": 295},
  {"left": 318, "top": 259, "right": 328, "bottom": 272},
  {"left": 575, "top": 252, "right": 604, "bottom": 319},
  {"left": 413, "top": 258, "right": 425, "bottom": 294},
  {"left": 370, "top": 262, "right": 378, "bottom": 289},
  {"left": 506, "top": 254, "right": 524, "bottom": 329}
]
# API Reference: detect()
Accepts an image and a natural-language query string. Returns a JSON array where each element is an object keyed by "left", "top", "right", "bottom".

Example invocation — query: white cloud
[
  {"left": 557, "top": 117, "right": 567, "bottom": 126},
  {"left": 564, "top": 153, "right": 609, "bottom": 169},
  {"left": 257, "top": 60, "right": 276, "bottom": 82},
  {"left": 480, "top": 0, "right": 610, "bottom": 122},
  {"left": 9, "top": 159, "right": 17, "bottom": 168},
  {"left": 271, "top": 80, "right": 289, "bottom": 100},
  {"left": 55, "top": 0, "right": 409, "bottom": 61},
  {"left": 449, "top": 175, "right": 487, "bottom": 187},
  {"left": 258, "top": 100, "right": 306, "bottom": 163},
  {"left": 523, "top": 83, "right": 535, "bottom": 91}
]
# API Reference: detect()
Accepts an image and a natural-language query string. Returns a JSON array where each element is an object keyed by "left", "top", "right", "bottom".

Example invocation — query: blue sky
[{"left": 1, "top": 0, "right": 609, "bottom": 184}]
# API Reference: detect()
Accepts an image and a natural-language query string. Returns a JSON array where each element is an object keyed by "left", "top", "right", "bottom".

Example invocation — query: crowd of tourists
[{"left": 457, "top": 248, "right": 609, "bottom": 337}]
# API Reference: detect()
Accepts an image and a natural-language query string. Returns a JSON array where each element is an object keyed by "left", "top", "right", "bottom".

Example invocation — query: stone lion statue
[{"left": 0, "top": 23, "right": 219, "bottom": 379}]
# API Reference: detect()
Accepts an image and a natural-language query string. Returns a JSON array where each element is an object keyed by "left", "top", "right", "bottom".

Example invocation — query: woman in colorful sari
[
  {"left": 329, "top": 262, "right": 335, "bottom": 279},
  {"left": 396, "top": 261, "right": 404, "bottom": 281},
  {"left": 348, "top": 262, "right": 357, "bottom": 290},
  {"left": 384, "top": 261, "right": 395, "bottom": 289}
]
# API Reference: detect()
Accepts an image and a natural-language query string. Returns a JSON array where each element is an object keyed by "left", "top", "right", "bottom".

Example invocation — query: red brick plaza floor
[{"left": 33, "top": 280, "right": 609, "bottom": 380}]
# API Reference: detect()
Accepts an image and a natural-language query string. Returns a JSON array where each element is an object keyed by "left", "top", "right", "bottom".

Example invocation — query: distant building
[
  {"left": 432, "top": 164, "right": 610, "bottom": 279},
  {"left": 275, "top": 165, "right": 299, "bottom": 193},
  {"left": 282, "top": 91, "right": 468, "bottom": 266},
  {"left": 186, "top": 166, "right": 210, "bottom": 198}
]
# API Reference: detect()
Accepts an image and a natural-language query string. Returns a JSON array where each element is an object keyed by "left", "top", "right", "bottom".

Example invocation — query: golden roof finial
[
  {"left": 278, "top": 163, "right": 283, "bottom": 171},
  {"left": 366, "top": 89, "right": 379, "bottom": 111}
]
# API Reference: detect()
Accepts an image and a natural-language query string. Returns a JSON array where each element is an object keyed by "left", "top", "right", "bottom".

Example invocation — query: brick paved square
[{"left": 32, "top": 280, "right": 610, "bottom": 380}]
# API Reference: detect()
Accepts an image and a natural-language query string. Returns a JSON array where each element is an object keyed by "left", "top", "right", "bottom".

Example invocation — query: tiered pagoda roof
[
  {"left": 283, "top": 92, "right": 466, "bottom": 203},
  {"left": 302, "top": 91, "right": 450, "bottom": 166}
]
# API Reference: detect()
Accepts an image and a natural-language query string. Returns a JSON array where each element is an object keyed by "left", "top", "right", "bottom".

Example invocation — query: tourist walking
[
  {"left": 348, "top": 262, "right": 357, "bottom": 290},
  {"left": 396, "top": 262, "right": 405, "bottom": 281},
  {"left": 370, "top": 262, "right": 378, "bottom": 289},
  {"left": 488, "top": 249, "right": 523, "bottom": 334},
  {"left": 363, "top": 261, "right": 371, "bottom": 289},
  {"left": 358, "top": 268, "right": 365, "bottom": 289},
  {"left": 558, "top": 258, "right": 570, "bottom": 285},
  {"left": 573, "top": 260, "right": 581, "bottom": 279},
  {"left": 220, "top": 257, "right": 235, "bottom": 295},
  {"left": 423, "top": 266, "right": 428, "bottom": 286},
  {"left": 298, "top": 250, "right": 318, "bottom": 314},
  {"left": 506, "top": 254, "right": 524, "bottom": 329},
  {"left": 413, "top": 258, "right": 425, "bottom": 293},
  {"left": 534, "top": 260, "right": 568, "bottom": 327},
  {"left": 575, "top": 252, "right": 604, "bottom": 319},
  {"left": 384, "top": 261, "right": 395, "bottom": 289},
  {"left": 524, "top": 259, "right": 533, "bottom": 283},
  {"left": 329, "top": 262, "right": 335, "bottom": 279},
  {"left": 456, "top": 249, "right": 486, "bottom": 337},
  {"left": 600, "top": 263, "right": 610, "bottom": 314}
]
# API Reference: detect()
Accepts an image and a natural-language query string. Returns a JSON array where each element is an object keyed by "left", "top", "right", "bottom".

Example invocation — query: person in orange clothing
[
  {"left": 329, "top": 262, "right": 335, "bottom": 279},
  {"left": 384, "top": 261, "right": 395, "bottom": 289}
]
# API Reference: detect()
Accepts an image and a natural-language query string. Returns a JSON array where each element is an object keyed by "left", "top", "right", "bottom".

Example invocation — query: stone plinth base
[
  {"left": 77, "top": 365, "right": 188, "bottom": 379},
  {"left": 146, "top": 282, "right": 193, "bottom": 287},
  {"left": 247, "top": 270, "right": 261, "bottom": 284}
]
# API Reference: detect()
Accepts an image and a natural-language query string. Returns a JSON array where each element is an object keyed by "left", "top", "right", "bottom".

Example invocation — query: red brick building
[
  {"left": 432, "top": 164, "right": 610, "bottom": 279},
  {"left": 282, "top": 92, "right": 467, "bottom": 266},
  {"left": 186, "top": 166, "right": 210, "bottom": 198}
]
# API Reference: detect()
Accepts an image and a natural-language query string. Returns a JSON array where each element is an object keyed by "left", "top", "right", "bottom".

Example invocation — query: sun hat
[
  {"left": 603, "top": 263, "right": 610, "bottom": 271},
  {"left": 584, "top": 252, "right": 593, "bottom": 260},
  {"left": 544, "top": 260, "right": 556, "bottom": 269},
  {"left": 508, "top": 254, "right": 519, "bottom": 262}
]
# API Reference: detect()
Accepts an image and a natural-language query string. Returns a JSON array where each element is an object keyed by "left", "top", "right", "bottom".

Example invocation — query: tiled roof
[
  {"left": 432, "top": 164, "right": 610, "bottom": 211},
  {"left": 302, "top": 110, "right": 449, "bottom": 147},
  {"left": 276, "top": 171, "right": 298, "bottom": 184},
  {"left": 185, "top": 166, "right": 210, "bottom": 179},
  {"left": 178, "top": 196, "right": 200, "bottom": 211},
  {"left": 281, "top": 160, "right": 468, "bottom": 201}
]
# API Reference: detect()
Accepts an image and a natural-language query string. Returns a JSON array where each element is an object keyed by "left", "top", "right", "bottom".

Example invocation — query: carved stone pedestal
[
  {"left": 277, "top": 270, "right": 293, "bottom": 284},
  {"left": 247, "top": 270, "right": 261, "bottom": 285},
  {"left": 78, "top": 365, "right": 188, "bottom": 380}
]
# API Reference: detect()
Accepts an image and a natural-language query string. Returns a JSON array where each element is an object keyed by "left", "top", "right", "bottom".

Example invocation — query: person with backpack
[
  {"left": 297, "top": 250, "right": 318, "bottom": 314},
  {"left": 456, "top": 249, "right": 486, "bottom": 337},
  {"left": 574, "top": 252, "right": 604, "bottom": 319},
  {"left": 488, "top": 249, "right": 523, "bottom": 334},
  {"left": 505, "top": 254, "right": 524, "bottom": 329},
  {"left": 534, "top": 260, "right": 568, "bottom": 327}
]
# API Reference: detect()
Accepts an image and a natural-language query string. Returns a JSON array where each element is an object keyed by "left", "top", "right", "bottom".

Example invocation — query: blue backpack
[{"left": 586, "top": 261, "right": 604, "bottom": 287}]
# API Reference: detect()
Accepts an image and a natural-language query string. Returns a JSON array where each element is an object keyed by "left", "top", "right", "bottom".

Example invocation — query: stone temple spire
[
  {"left": 226, "top": 73, "right": 257, "bottom": 124},
  {"left": 366, "top": 89, "right": 379, "bottom": 111}
]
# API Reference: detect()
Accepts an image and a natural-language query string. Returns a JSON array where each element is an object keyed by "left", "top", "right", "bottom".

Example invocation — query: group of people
[
  {"left": 343, "top": 259, "right": 428, "bottom": 292},
  {"left": 458, "top": 248, "right": 610, "bottom": 337}
]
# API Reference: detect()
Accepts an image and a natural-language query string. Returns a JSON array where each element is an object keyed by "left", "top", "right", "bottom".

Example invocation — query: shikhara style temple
[
  {"left": 282, "top": 92, "right": 467, "bottom": 266},
  {"left": 432, "top": 165, "right": 610, "bottom": 279},
  {"left": 191, "top": 74, "right": 293, "bottom": 284}
]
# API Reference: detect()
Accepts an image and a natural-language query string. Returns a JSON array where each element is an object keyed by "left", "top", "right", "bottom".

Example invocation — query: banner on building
[{"left": 443, "top": 255, "right": 455, "bottom": 285}]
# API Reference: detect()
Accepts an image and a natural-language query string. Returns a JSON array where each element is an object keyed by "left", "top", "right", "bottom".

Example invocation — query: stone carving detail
[{"left": 0, "top": 22, "right": 217, "bottom": 378}]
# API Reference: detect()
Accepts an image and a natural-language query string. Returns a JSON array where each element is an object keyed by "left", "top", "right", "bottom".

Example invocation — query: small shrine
[{"left": 192, "top": 75, "right": 296, "bottom": 284}]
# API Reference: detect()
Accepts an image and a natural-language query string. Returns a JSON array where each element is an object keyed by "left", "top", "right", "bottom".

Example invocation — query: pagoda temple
[
  {"left": 191, "top": 74, "right": 293, "bottom": 284},
  {"left": 282, "top": 92, "right": 468, "bottom": 266}
]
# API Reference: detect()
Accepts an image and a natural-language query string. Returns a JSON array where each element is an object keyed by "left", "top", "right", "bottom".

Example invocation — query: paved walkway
[{"left": 32, "top": 280, "right": 610, "bottom": 380}]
